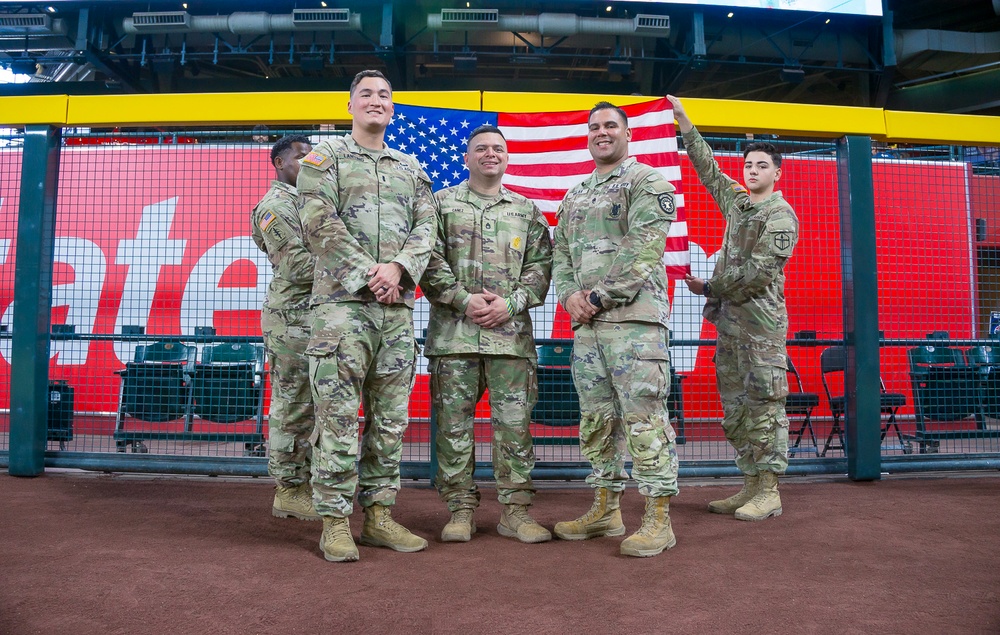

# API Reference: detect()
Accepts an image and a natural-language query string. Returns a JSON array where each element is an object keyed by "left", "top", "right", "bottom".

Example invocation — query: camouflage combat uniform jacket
[
  {"left": 682, "top": 126, "right": 799, "bottom": 346},
  {"left": 421, "top": 182, "right": 552, "bottom": 359},
  {"left": 552, "top": 157, "right": 676, "bottom": 328},
  {"left": 297, "top": 135, "right": 438, "bottom": 309},
  {"left": 251, "top": 180, "right": 314, "bottom": 310}
]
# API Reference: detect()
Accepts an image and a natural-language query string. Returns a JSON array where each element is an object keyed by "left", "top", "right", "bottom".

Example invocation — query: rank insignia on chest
[
  {"left": 259, "top": 211, "right": 277, "bottom": 231},
  {"left": 608, "top": 203, "right": 622, "bottom": 219},
  {"left": 511, "top": 236, "right": 523, "bottom": 250}
]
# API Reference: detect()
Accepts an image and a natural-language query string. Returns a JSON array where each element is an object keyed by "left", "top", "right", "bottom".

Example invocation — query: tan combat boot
[
  {"left": 359, "top": 504, "right": 429, "bottom": 552},
  {"left": 320, "top": 516, "right": 359, "bottom": 562},
  {"left": 707, "top": 475, "right": 760, "bottom": 514},
  {"left": 498, "top": 504, "right": 552, "bottom": 544},
  {"left": 735, "top": 472, "right": 783, "bottom": 521},
  {"left": 553, "top": 488, "right": 625, "bottom": 540},
  {"left": 620, "top": 496, "right": 676, "bottom": 557},
  {"left": 272, "top": 482, "right": 321, "bottom": 521},
  {"left": 441, "top": 508, "right": 476, "bottom": 542}
]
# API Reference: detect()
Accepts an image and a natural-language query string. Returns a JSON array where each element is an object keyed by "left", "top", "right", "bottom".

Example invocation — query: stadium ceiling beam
[{"left": 74, "top": 9, "right": 143, "bottom": 94}]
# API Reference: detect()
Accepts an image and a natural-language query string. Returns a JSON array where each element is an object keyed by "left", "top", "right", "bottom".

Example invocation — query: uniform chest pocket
[
  {"left": 729, "top": 217, "right": 766, "bottom": 260},
  {"left": 493, "top": 214, "right": 530, "bottom": 256},
  {"left": 601, "top": 190, "right": 630, "bottom": 222}
]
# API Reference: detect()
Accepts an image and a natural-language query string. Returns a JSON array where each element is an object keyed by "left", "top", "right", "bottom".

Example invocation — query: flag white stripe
[
  {"left": 503, "top": 165, "right": 683, "bottom": 190},
  {"left": 663, "top": 251, "right": 690, "bottom": 267},
  {"left": 506, "top": 137, "right": 679, "bottom": 167}
]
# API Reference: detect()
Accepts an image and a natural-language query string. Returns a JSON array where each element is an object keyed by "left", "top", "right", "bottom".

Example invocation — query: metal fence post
[
  {"left": 9, "top": 125, "right": 61, "bottom": 477},
  {"left": 836, "top": 135, "right": 882, "bottom": 480}
]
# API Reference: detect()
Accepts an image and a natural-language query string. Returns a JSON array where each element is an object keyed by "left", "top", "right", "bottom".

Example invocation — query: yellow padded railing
[{"left": 0, "top": 91, "right": 997, "bottom": 146}]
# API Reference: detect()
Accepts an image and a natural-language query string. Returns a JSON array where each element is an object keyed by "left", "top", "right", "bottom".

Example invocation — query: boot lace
[{"left": 506, "top": 505, "right": 537, "bottom": 527}]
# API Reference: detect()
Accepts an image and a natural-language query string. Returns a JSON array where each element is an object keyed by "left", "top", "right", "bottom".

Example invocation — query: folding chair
[
  {"left": 786, "top": 355, "right": 821, "bottom": 457},
  {"left": 820, "top": 346, "right": 907, "bottom": 456}
]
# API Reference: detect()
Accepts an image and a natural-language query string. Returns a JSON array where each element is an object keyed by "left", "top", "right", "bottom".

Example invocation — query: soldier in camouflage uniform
[
  {"left": 251, "top": 135, "right": 319, "bottom": 522},
  {"left": 297, "top": 70, "right": 438, "bottom": 562},
  {"left": 551, "top": 102, "right": 680, "bottom": 558},
  {"left": 420, "top": 124, "right": 553, "bottom": 544},
  {"left": 668, "top": 95, "right": 799, "bottom": 522}
]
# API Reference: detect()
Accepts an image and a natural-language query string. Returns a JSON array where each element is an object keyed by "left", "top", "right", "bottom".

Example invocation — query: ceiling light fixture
[
  {"left": 727, "top": 12, "right": 733, "bottom": 18},
  {"left": 606, "top": 6, "right": 613, "bottom": 13}
]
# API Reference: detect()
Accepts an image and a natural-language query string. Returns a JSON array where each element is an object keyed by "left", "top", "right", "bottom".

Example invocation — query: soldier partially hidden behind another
[
  {"left": 297, "top": 70, "right": 438, "bottom": 561},
  {"left": 551, "top": 101, "right": 681, "bottom": 557},
  {"left": 668, "top": 94, "right": 799, "bottom": 522},
  {"left": 251, "top": 135, "right": 318, "bottom": 522},
  {"left": 420, "top": 124, "right": 554, "bottom": 544}
]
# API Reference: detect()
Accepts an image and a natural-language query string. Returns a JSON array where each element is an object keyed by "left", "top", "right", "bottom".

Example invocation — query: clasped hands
[
  {"left": 367, "top": 262, "right": 405, "bottom": 304},
  {"left": 564, "top": 289, "right": 600, "bottom": 324},
  {"left": 465, "top": 290, "right": 512, "bottom": 329}
]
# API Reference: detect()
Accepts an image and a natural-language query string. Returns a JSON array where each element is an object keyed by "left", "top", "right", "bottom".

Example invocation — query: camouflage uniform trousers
[
  {"left": 306, "top": 301, "right": 417, "bottom": 518},
  {"left": 571, "top": 321, "right": 679, "bottom": 498},
  {"left": 715, "top": 331, "right": 790, "bottom": 475},
  {"left": 429, "top": 354, "right": 538, "bottom": 511},
  {"left": 262, "top": 305, "right": 315, "bottom": 487}
]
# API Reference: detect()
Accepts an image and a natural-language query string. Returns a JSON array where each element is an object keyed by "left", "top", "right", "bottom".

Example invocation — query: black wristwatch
[
  {"left": 703, "top": 281, "right": 712, "bottom": 298},
  {"left": 589, "top": 291, "right": 603, "bottom": 309}
]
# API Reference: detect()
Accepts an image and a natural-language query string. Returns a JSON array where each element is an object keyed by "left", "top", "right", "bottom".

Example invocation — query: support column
[
  {"left": 836, "top": 135, "right": 882, "bottom": 481},
  {"left": 9, "top": 125, "right": 61, "bottom": 477}
]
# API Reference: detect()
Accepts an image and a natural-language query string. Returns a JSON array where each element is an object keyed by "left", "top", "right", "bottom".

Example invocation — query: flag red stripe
[
  {"left": 505, "top": 160, "right": 597, "bottom": 178},
  {"left": 498, "top": 110, "right": 590, "bottom": 128},
  {"left": 499, "top": 97, "right": 689, "bottom": 279},
  {"left": 665, "top": 236, "right": 689, "bottom": 251},
  {"left": 505, "top": 124, "right": 676, "bottom": 154},
  {"left": 505, "top": 184, "right": 567, "bottom": 202}
]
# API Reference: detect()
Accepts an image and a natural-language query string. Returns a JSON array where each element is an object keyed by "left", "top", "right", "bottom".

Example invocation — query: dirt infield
[{"left": 2, "top": 470, "right": 999, "bottom": 635}]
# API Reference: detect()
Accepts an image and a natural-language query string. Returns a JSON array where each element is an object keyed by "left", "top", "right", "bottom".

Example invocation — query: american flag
[{"left": 387, "top": 98, "right": 689, "bottom": 279}]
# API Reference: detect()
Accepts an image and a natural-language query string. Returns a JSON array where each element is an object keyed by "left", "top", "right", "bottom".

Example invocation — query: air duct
[
  {"left": 123, "top": 10, "right": 361, "bottom": 35},
  {"left": 896, "top": 29, "right": 1000, "bottom": 61},
  {"left": 428, "top": 11, "right": 669, "bottom": 38},
  {"left": 0, "top": 13, "right": 67, "bottom": 36}
]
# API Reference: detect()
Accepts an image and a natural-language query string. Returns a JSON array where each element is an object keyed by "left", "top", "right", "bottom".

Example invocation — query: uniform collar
[
  {"left": 344, "top": 134, "right": 390, "bottom": 160},
  {"left": 457, "top": 180, "right": 512, "bottom": 206},
  {"left": 591, "top": 156, "right": 636, "bottom": 185},
  {"left": 749, "top": 190, "right": 783, "bottom": 208},
  {"left": 271, "top": 180, "right": 297, "bottom": 196}
]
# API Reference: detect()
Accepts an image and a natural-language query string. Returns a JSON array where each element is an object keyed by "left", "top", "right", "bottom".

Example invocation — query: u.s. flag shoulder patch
[
  {"left": 259, "top": 210, "right": 277, "bottom": 232},
  {"left": 302, "top": 151, "right": 329, "bottom": 167}
]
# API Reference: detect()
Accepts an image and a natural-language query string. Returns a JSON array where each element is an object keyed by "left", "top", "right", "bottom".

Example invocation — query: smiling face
[
  {"left": 347, "top": 75, "right": 394, "bottom": 132},
  {"left": 587, "top": 107, "right": 631, "bottom": 172},
  {"left": 743, "top": 150, "right": 781, "bottom": 198},
  {"left": 465, "top": 131, "right": 509, "bottom": 182}
]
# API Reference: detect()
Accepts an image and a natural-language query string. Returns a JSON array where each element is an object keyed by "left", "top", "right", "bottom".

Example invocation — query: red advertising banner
[{"left": 0, "top": 145, "right": 977, "bottom": 423}]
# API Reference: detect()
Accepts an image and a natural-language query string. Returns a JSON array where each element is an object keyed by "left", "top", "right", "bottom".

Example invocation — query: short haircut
[
  {"left": 350, "top": 69, "right": 391, "bottom": 97},
  {"left": 466, "top": 124, "right": 505, "bottom": 149},
  {"left": 744, "top": 141, "right": 783, "bottom": 168},
  {"left": 270, "top": 134, "right": 311, "bottom": 166},
  {"left": 589, "top": 101, "right": 628, "bottom": 127}
]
